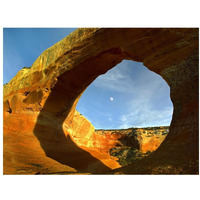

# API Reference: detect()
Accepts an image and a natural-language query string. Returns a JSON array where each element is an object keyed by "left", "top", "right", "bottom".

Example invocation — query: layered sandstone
[
  {"left": 95, "top": 126, "right": 169, "bottom": 153},
  {"left": 3, "top": 28, "right": 199, "bottom": 174}
]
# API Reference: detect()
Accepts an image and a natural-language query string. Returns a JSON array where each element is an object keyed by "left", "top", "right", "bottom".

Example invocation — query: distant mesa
[{"left": 3, "top": 28, "right": 199, "bottom": 174}]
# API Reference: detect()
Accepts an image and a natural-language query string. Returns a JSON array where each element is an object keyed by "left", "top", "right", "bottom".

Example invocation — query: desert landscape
[{"left": 3, "top": 28, "right": 199, "bottom": 174}]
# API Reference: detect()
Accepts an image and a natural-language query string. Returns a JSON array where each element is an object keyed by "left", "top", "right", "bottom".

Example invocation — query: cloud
[
  {"left": 93, "top": 62, "right": 134, "bottom": 93},
  {"left": 93, "top": 60, "right": 168, "bottom": 98},
  {"left": 108, "top": 117, "right": 113, "bottom": 122},
  {"left": 118, "top": 86, "right": 173, "bottom": 128},
  {"left": 119, "top": 106, "right": 173, "bottom": 129}
]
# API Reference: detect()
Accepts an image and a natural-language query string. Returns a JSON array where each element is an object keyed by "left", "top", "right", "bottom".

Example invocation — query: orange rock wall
[
  {"left": 94, "top": 128, "right": 168, "bottom": 153},
  {"left": 64, "top": 110, "right": 168, "bottom": 155}
]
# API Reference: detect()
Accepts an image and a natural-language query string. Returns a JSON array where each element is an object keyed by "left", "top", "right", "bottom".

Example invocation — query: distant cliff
[
  {"left": 64, "top": 110, "right": 169, "bottom": 167},
  {"left": 95, "top": 126, "right": 169, "bottom": 166}
]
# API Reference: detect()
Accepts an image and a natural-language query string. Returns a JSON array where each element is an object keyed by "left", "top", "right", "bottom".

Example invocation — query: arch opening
[
  {"left": 75, "top": 60, "right": 173, "bottom": 166},
  {"left": 76, "top": 60, "right": 173, "bottom": 129}
]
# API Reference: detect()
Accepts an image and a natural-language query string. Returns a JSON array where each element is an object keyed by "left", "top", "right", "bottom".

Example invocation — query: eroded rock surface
[
  {"left": 95, "top": 127, "right": 169, "bottom": 166},
  {"left": 3, "top": 28, "right": 199, "bottom": 174}
]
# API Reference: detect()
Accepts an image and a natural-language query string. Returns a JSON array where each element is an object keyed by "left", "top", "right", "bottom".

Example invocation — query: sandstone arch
[{"left": 3, "top": 28, "right": 199, "bottom": 174}]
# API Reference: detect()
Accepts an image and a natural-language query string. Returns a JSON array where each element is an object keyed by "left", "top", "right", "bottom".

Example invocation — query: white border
[{"left": 1, "top": 0, "right": 200, "bottom": 200}]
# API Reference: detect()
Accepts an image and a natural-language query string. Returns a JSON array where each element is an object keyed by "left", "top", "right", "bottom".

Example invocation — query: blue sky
[
  {"left": 3, "top": 28, "right": 173, "bottom": 129},
  {"left": 77, "top": 60, "right": 173, "bottom": 129},
  {"left": 3, "top": 28, "right": 76, "bottom": 84}
]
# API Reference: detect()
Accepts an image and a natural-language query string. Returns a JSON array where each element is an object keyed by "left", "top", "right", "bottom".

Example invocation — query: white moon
[{"left": 110, "top": 97, "right": 114, "bottom": 101}]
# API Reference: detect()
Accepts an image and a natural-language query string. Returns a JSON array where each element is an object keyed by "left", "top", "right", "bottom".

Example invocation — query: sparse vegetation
[
  {"left": 22, "top": 66, "right": 31, "bottom": 69},
  {"left": 110, "top": 146, "right": 151, "bottom": 166}
]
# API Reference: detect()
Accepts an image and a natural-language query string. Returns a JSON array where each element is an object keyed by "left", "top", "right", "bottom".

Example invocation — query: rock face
[
  {"left": 3, "top": 28, "right": 199, "bottom": 174},
  {"left": 94, "top": 127, "right": 168, "bottom": 154},
  {"left": 95, "top": 127, "right": 169, "bottom": 166}
]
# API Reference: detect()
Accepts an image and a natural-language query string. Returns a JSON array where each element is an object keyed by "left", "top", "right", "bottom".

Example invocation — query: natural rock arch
[{"left": 3, "top": 28, "right": 199, "bottom": 174}]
